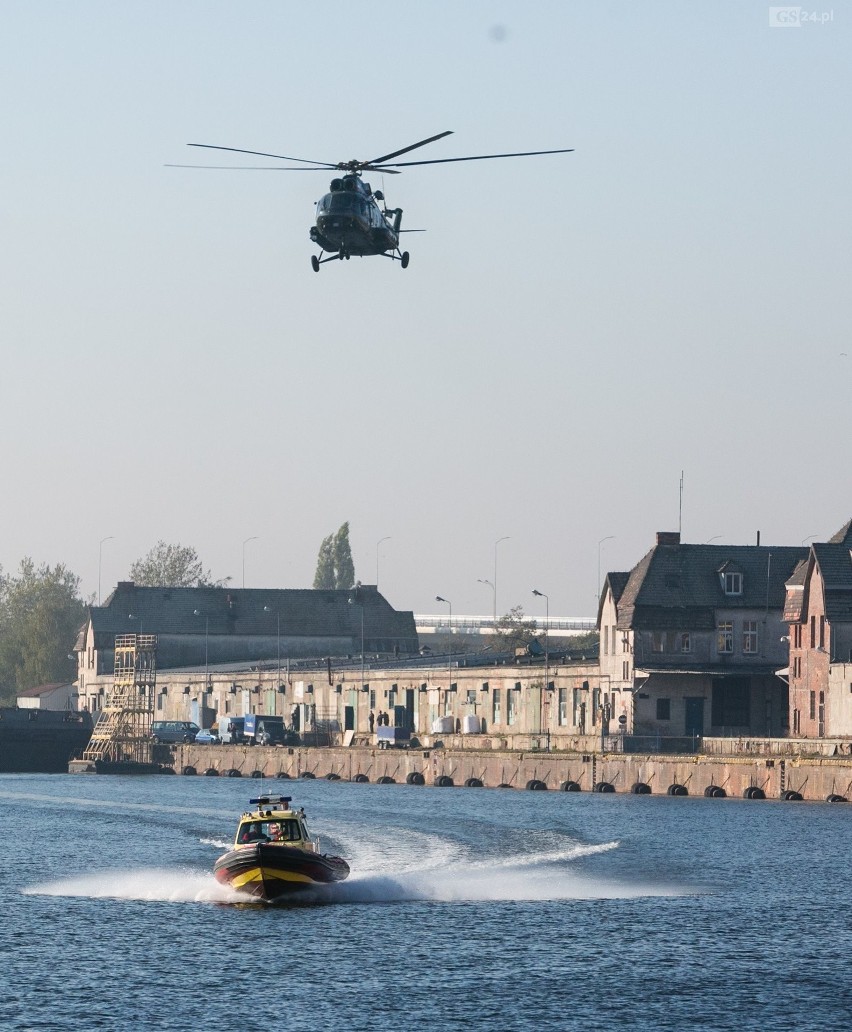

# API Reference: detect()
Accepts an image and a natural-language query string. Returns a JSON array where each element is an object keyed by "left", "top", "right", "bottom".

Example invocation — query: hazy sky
[{"left": 2, "top": 1, "right": 849, "bottom": 619}]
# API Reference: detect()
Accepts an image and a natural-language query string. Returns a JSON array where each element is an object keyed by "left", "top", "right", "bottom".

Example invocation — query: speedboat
[{"left": 213, "top": 796, "right": 349, "bottom": 902}]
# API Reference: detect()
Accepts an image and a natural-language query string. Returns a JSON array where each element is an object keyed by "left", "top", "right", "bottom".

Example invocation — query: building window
[
  {"left": 793, "top": 624, "right": 802, "bottom": 648},
  {"left": 679, "top": 632, "right": 691, "bottom": 653},
  {"left": 819, "top": 616, "right": 825, "bottom": 649},
  {"left": 466, "top": 689, "right": 477, "bottom": 706},
  {"left": 723, "top": 572, "right": 743, "bottom": 595},
  {"left": 622, "top": 634, "right": 630, "bottom": 654},
  {"left": 809, "top": 691, "right": 816, "bottom": 720},
  {"left": 558, "top": 687, "right": 567, "bottom": 726},
  {"left": 492, "top": 689, "right": 501, "bottom": 725},
  {"left": 622, "top": 660, "right": 630, "bottom": 681},
  {"left": 507, "top": 689, "right": 517, "bottom": 726},
  {"left": 603, "top": 627, "right": 609, "bottom": 656},
  {"left": 651, "top": 631, "right": 665, "bottom": 653},
  {"left": 717, "top": 621, "right": 734, "bottom": 654},
  {"left": 743, "top": 620, "right": 758, "bottom": 654},
  {"left": 656, "top": 698, "right": 671, "bottom": 721},
  {"left": 810, "top": 616, "right": 816, "bottom": 648}
]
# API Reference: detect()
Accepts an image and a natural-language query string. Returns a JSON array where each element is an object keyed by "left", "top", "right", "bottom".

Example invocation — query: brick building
[
  {"left": 600, "top": 531, "right": 806, "bottom": 739},
  {"left": 784, "top": 519, "right": 852, "bottom": 737}
]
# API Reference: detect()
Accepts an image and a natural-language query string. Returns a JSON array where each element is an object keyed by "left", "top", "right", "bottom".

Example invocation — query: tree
[
  {"left": 129, "top": 541, "right": 226, "bottom": 588},
  {"left": 0, "top": 559, "right": 87, "bottom": 705},
  {"left": 312, "top": 523, "right": 356, "bottom": 590},
  {"left": 333, "top": 522, "right": 355, "bottom": 590},
  {"left": 492, "top": 605, "right": 539, "bottom": 652},
  {"left": 312, "top": 535, "right": 335, "bottom": 589}
]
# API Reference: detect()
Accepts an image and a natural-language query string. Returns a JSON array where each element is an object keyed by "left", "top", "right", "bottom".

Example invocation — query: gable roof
[
  {"left": 811, "top": 542, "right": 852, "bottom": 623},
  {"left": 81, "top": 582, "right": 418, "bottom": 663},
  {"left": 614, "top": 539, "right": 807, "bottom": 631}
]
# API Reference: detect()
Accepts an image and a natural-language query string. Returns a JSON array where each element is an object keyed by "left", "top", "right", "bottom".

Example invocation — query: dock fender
[
  {"left": 464, "top": 777, "right": 484, "bottom": 788},
  {"left": 204, "top": 768, "right": 219, "bottom": 777},
  {"left": 743, "top": 786, "right": 765, "bottom": 800},
  {"left": 782, "top": 790, "right": 803, "bottom": 801},
  {"left": 630, "top": 782, "right": 651, "bottom": 795},
  {"left": 560, "top": 780, "right": 581, "bottom": 792},
  {"left": 827, "top": 793, "right": 848, "bottom": 803},
  {"left": 406, "top": 772, "right": 425, "bottom": 785},
  {"left": 435, "top": 775, "right": 454, "bottom": 788},
  {"left": 377, "top": 775, "right": 396, "bottom": 784},
  {"left": 593, "top": 781, "right": 615, "bottom": 793},
  {"left": 182, "top": 765, "right": 197, "bottom": 776},
  {"left": 353, "top": 773, "right": 370, "bottom": 783},
  {"left": 526, "top": 779, "right": 548, "bottom": 791},
  {"left": 325, "top": 772, "right": 341, "bottom": 781},
  {"left": 227, "top": 768, "right": 242, "bottom": 778},
  {"left": 704, "top": 785, "right": 726, "bottom": 798},
  {"left": 300, "top": 771, "right": 316, "bottom": 779},
  {"left": 667, "top": 784, "right": 688, "bottom": 796},
  {"left": 276, "top": 771, "right": 291, "bottom": 779}
]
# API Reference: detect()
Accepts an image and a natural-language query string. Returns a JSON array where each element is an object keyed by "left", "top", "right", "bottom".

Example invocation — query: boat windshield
[{"left": 238, "top": 818, "right": 302, "bottom": 843}]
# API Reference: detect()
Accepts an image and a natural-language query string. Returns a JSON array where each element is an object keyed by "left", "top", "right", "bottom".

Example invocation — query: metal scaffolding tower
[{"left": 82, "top": 634, "right": 158, "bottom": 764}]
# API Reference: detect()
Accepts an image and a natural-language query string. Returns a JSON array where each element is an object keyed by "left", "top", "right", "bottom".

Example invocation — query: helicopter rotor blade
[
  {"left": 373, "top": 147, "right": 574, "bottom": 169},
  {"left": 166, "top": 164, "right": 334, "bottom": 170},
  {"left": 364, "top": 131, "right": 453, "bottom": 167},
  {"left": 188, "top": 143, "right": 339, "bottom": 168}
]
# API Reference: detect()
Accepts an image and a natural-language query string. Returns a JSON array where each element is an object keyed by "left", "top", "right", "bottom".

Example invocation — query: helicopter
[{"left": 170, "top": 131, "right": 573, "bottom": 272}]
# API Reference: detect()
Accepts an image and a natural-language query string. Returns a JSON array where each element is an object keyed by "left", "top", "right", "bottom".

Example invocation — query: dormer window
[{"left": 723, "top": 571, "right": 742, "bottom": 595}]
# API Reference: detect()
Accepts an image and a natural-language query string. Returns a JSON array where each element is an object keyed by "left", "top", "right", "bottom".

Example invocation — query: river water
[{"left": 1, "top": 773, "right": 849, "bottom": 1031}]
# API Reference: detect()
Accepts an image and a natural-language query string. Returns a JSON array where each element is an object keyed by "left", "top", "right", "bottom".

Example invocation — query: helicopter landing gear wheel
[
  {"left": 311, "top": 255, "right": 320, "bottom": 273},
  {"left": 338, "top": 249, "right": 345, "bottom": 261},
  {"left": 401, "top": 251, "right": 410, "bottom": 269}
]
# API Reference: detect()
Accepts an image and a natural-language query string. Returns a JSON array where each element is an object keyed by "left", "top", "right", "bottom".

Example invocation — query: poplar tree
[
  {"left": 312, "top": 535, "right": 336, "bottom": 589},
  {"left": 333, "top": 522, "right": 355, "bottom": 590}
]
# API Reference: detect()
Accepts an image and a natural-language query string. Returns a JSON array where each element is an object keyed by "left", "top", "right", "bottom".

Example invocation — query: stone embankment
[{"left": 166, "top": 743, "right": 852, "bottom": 802}]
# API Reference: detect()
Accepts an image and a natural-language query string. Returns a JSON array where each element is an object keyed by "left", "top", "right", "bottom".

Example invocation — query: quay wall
[{"left": 166, "top": 743, "right": 852, "bottom": 802}]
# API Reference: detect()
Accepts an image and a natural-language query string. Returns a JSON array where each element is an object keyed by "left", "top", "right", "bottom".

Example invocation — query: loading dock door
[{"left": 684, "top": 697, "right": 705, "bottom": 737}]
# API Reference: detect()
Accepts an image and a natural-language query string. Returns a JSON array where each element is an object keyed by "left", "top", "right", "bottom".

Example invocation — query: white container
[
  {"left": 462, "top": 714, "right": 483, "bottom": 735},
  {"left": 431, "top": 715, "right": 455, "bottom": 734}
]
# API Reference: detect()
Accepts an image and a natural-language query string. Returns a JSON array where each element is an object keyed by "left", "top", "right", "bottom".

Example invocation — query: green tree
[
  {"left": 129, "top": 541, "right": 226, "bottom": 588},
  {"left": 333, "top": 522, "right": 355, "bottom": 590},
  {"left": 313, "top": 534, "right": 335, "bottom": 589},
  {"left": 313, "top": 523, "right": 356, "bottom": 590},
  {"left": 0, "top": 559, "right": 87, "bottom": 705},
  {"left": 492, "top": 605, "right": 538, "bottom": 652}
]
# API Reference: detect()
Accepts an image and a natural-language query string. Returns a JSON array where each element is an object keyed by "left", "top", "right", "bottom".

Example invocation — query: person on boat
[{"left": 267, "top": 822, "right": 282, "bottom": 841}]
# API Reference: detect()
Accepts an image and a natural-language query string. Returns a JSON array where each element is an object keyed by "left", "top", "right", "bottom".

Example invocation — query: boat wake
[
  {"left": 23, "top": 869, "right": 254, "bottom": 904},
  {"left": 22, "top": 839, "right": 687, "bottom": 905}
]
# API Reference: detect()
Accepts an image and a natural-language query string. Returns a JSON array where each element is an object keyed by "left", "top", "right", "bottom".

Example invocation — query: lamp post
[
  {"left": 98, "top": 536, "right": 114, "bottom": 605},
  {"left": 348, "top": 596, "right": 365, "bottom": 691},
  {"left": 263, "top": 606, "right": 282, "bottom": 692},
  {"left": 242, "top": 536, "right": 259, "bottom": 589},
  {"left": 597, "top": 535, "right": 615, "bottom": 600},
  {"left": 376, "top": 536, "right": 391, "bottom": 590},
  {"left": 193, "top": 609, "right": 209, "bottom": 719},
  {"left": 436, "top": 596, "right": 452, "bottom": 704},
  {"left": 493, "top": 537, "right": 509, "bottom": 622},
  {"left": 478, "top": 578, "right": 495, "bottom": 625},
  {"left": 532, "top": 589, "right": 550, "bottom": 749}
]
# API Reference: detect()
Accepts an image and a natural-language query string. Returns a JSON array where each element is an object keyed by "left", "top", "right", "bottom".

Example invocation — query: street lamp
[
  {"left": 436, "top": 596, "right": 452, "bottom": 698},
  {"left": 532, "top": 589, "right": 550, "bottom": 751},
  {"left": 242, "top": 536, "right": 259, "bottom": 589},
  {"left": 98, "top": 536, "right": 114, "bottom": 605},
  {"left": 597, "top": 535, "right": 615, "bottom": 599},
  {"left": 263, "top": 606, "right": 282, "bottom": 691},
  {"left": 493, "top": 536, "right": 510, "bottom": 622},
  {"left": 376, "top": 536, "right": 391, "bottom": 589},
  {"left": 193, "top": 610, "right": 210, "bottom": 715},
  {"left": 348, "top": 596, "right": 365, "bottom": 691},
  {"left": 478, "top": 578, "right": 495, "bottom": 624}
]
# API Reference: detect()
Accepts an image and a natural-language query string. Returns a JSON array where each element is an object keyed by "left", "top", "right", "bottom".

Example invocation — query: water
[{"left": 1, "top": 774, "right": 849, "bottom": 1032}]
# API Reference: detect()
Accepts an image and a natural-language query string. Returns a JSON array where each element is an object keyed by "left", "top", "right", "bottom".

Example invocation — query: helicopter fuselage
[{"left": 310, "top": 175, "right": 400, "bottom": 257}]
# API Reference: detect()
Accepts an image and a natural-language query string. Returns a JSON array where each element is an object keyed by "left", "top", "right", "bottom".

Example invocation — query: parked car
[
  {"left": 194, "top": 728, "right": 220, "bottom": 745},
  {"left": 151, "top": 720, "right": 201, "bottom": 744}
]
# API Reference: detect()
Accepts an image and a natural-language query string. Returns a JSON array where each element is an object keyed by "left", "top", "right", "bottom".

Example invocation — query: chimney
[
  {"left": 756, "top": 530, "right": 761, "bottom": 546},
  {"left": 656, "top": 531, "right": 681, "bottom": 546}
]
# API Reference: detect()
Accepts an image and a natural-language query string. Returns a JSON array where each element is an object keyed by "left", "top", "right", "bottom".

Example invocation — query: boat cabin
[{"left": 235, "top": 797, "right": 315, "bottom": 851}]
